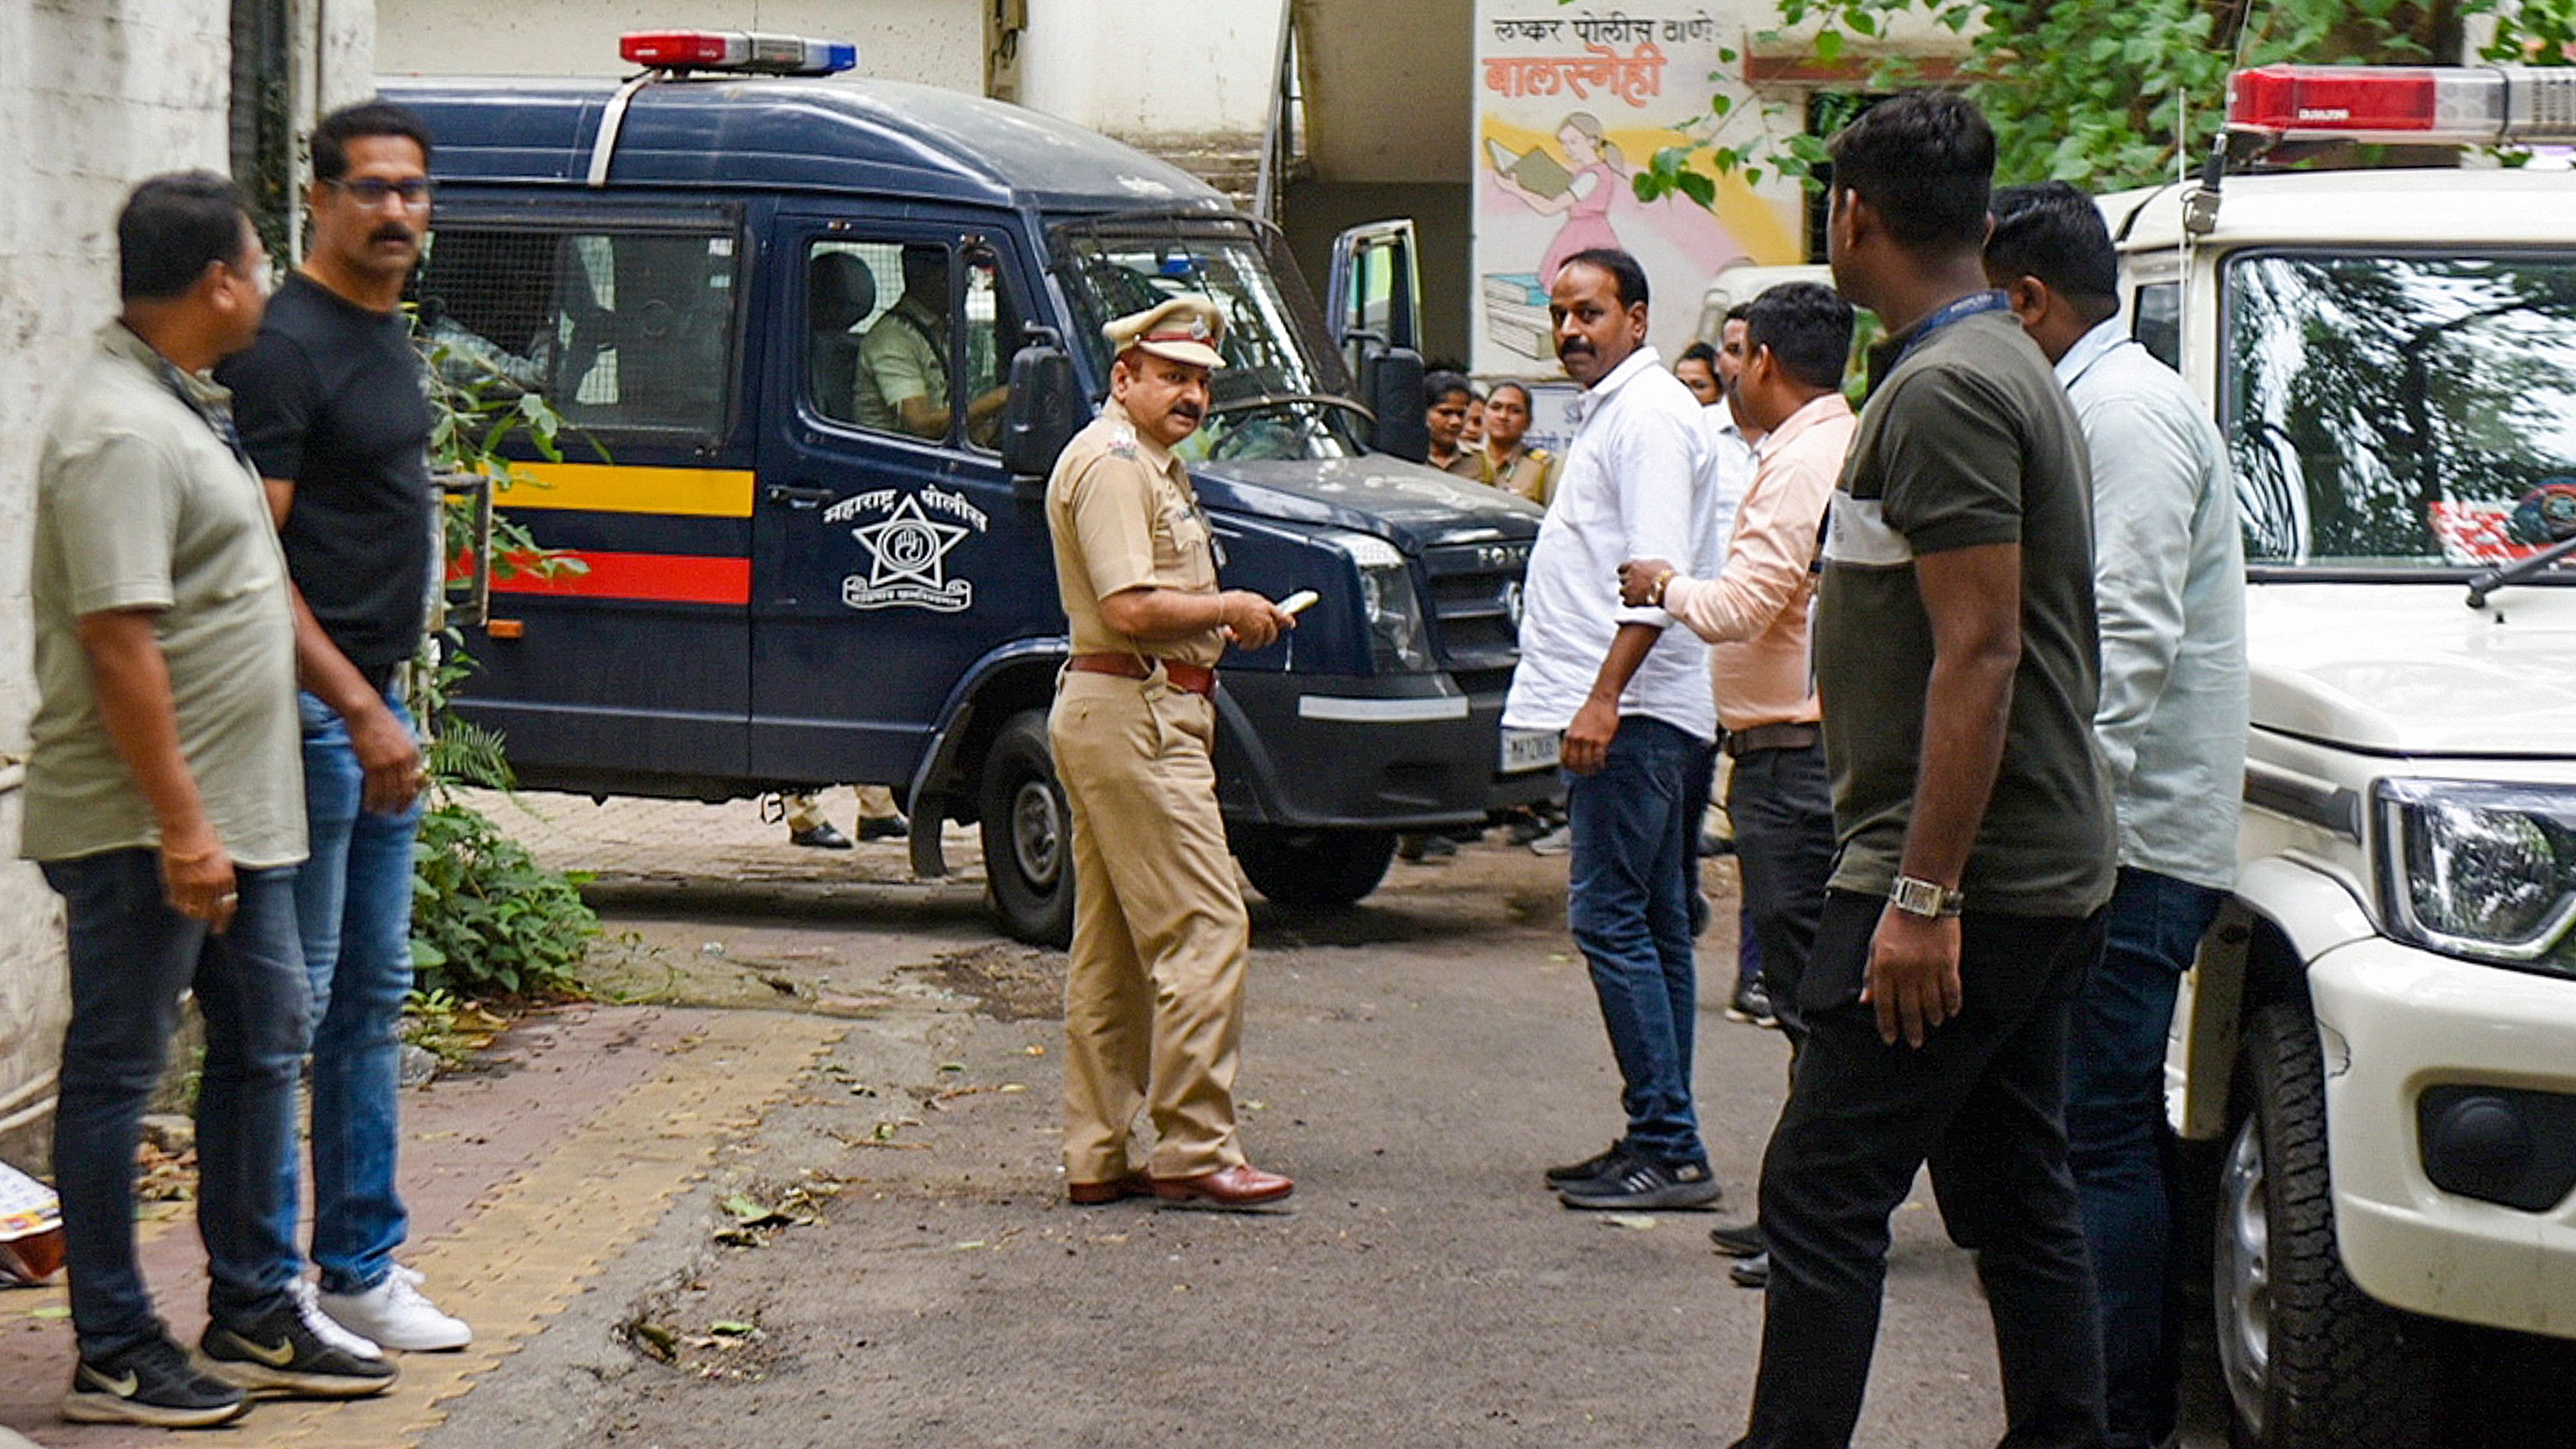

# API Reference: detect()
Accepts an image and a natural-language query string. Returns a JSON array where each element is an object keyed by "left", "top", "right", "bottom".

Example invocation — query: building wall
[
  {"left": 375, "top": 0, "right": 984, "bottom": 90},
  {"left": 0, "top": 0, "right": 372, "bottom": 1168},
  {"left": 1019, "top": 0, "right": 1283, "bottom": 148}
]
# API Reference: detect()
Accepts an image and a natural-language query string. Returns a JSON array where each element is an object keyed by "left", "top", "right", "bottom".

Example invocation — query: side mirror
[
  {"left": 1362, "top": 344, "right": 1428, "bottom": 463},
  {"left": 999, "top": 342, "right": 1088, "bottom": 486}
]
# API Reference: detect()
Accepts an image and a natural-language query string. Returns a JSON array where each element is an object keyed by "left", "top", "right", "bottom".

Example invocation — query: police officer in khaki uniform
[{"left": 1046, "top": 295, "right": 1298, "bottom": 1210}]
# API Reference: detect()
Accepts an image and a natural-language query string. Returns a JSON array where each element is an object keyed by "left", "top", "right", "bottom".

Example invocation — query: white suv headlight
[
  {"left": 2376, "top": 779, "right": 2576, "bottom": 967},
  {"left": 1322, "top": 529, "right": 1431, "bottom": 672}
]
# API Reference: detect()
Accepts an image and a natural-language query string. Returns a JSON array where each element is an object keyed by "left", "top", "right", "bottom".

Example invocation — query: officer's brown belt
[
  {"left": 1066, "top": 652, "right": 1218, "bottom": 699},
  {"left": 1722, "top": 722, "right": 1822, "bottom": 758}
]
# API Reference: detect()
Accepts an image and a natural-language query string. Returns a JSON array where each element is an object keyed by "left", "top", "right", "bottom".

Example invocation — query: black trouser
[
  {"left": 1742, "top": 891, "right": 2109, "bottom": 1449},
  {"left": 1682, "top": 735, "right": 1717, "bottom": 938},
  {"left": 1725, "top": 742, "right": 1835, "bottom": 1050}
]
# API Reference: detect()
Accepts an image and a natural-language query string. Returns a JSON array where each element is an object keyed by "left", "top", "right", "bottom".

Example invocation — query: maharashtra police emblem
[{"left": 825, "top": 486, "right": 989, "bottom": 612}]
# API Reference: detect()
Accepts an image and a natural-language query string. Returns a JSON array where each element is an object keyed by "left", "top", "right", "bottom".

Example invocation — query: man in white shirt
[
  {"left": 1509, "top": 247, "right": 1724, "bottom": 1212},
  {"left": 1987, "top": 180, "right": 2248, "bottom": 1449}
]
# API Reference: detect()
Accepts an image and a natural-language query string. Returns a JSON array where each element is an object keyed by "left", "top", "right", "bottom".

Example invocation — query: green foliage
[
  {"left": 403, "top": 317, "right": 601, "bottom": 1001},
  {"left": 1611, "top": 0, "right": 2576, "bottom": 209},
  {"left": 410, "top": 801, "right": 596, "bottom": 997}
]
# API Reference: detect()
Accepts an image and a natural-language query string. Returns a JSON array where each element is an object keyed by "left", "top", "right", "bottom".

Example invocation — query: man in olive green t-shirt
[
  {"left": 27, "top": 173, "right": 395, "bottom": 1429},
  {"left": 1733, "top": 95, "right": 2116, "bottom": 1449}
]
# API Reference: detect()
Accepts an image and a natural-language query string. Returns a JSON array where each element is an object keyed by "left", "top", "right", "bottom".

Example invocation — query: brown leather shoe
[
  {"left": 1065, "top": 1173, "right": 1150, "bottom": 1206},
  {"left": 1149, "top": 1164, "right": 1295, "bottom": 1209}
]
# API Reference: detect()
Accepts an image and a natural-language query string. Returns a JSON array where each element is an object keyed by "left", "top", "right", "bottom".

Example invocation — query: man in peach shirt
[
  {"left": 1619, "top": 282, "right": 1854, "bottom": 1277},
  {"left": 1623, "top": 280, "right": 1850, "bottom": 1031}
]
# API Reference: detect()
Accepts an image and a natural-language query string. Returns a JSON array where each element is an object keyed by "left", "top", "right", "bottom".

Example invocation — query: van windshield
[
  {"left": 2228, "top": 249, "right": 2576, "bottom": 575},
  {"left": 1054, "top": 219, "right": 1371, "bottom": 463}
]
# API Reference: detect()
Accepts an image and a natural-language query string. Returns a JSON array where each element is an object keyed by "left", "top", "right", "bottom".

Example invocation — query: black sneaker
[
  {"left": 857, "top": 814, "right": 909, "bottom": 842},
  {"left": 1726, "top": 986, "right": 1779, "bottom": 1028},
  {"left": 1729, "top": 1250, "right": 1770, "bottom": 1289},
  {"left": 200, "top": 1302, "right": 399, "bottom": 1399},
  {"left": 1707, "top": 1220, "right": 1768, "bottom": 1257},
  {"left": 790, "top": 821, "right": 854, "bottom": 850},
  {"left": 1557, "top": 1156, "right": 1724, "bottom": 1211},
  {"left": 1543, "top": 1141, "right": 1633, "bottom": 1187},
  {"left": 1396, "top": 833, "right": 1456, "bottom": 863},
  {"left": 63, "top": 1335, "right": 248, "bottom": 1428}
]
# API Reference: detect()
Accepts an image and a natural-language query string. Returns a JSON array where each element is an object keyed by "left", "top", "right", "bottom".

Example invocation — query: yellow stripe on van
[{"left": 490, "top": 463, "right": 756, "bottom": 518}]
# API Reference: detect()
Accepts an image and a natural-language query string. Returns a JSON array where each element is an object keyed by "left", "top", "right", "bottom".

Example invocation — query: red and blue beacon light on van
[
  {"left": 619, "top": 29, "right": 858, "bottom": 76},
  {"left": 2227, "top": 63, "right": 2576, "bottom": 145}
]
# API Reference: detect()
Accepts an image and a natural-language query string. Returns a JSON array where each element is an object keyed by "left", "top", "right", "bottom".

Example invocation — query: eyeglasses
[{"left": 326, "top": 177, "right": 435, "bottom": 209}]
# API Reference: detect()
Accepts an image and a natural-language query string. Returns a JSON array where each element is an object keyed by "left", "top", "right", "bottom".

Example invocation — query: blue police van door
[
  {"left": 414, "top": 205, "right": 757, "bottom": 785},
  {"left": 750, "top": 214, "right": 1062, "bottom": 790}
]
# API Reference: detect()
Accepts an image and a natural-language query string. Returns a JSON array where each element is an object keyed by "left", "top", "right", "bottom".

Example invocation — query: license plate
[{"left": 1499, "top": 726, "right": 1561, "bottom": 774}]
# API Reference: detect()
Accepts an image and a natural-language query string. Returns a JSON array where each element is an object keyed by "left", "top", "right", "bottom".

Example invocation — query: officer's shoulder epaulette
[{"left": 1107, "top": 422, "right": 1141, "bottom": 461}]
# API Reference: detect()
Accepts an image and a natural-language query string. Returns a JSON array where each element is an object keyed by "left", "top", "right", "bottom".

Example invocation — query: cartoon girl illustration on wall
[{"left": 1490, "top": 112, "right": 1628, "bottom": 284}]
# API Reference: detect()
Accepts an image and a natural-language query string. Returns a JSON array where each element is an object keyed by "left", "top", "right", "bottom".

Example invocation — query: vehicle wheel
[
  {"left": 979, "top": 711, "right": 1073, "bottom": 948},
  {"left": 2215, "top": 1001, "right": 2437, "bottom": 1448},
  {"left": 1233, "top": 827, "right": 1396, "bottom": 907}
]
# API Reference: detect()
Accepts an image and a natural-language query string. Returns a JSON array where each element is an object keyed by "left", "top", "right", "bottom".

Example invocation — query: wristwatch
[{"left": 1888, "top": 874, "right": 1965, "bottom": 919}]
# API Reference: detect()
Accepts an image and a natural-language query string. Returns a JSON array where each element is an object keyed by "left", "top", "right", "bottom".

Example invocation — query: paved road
[
  {"left": 420, "top": 794, "right": 2035, "bottom": 1449},
  {"left": 18, "top": 791, "right": 2573, "bottom": 1446}
]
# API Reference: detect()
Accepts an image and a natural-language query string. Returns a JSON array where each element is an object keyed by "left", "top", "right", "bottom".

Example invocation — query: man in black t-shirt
[
  {"left": 1731, "top": 93, "right": 2116, "bottom": 1449},
  {"left": 217, "top": 99, "right": 471, "bottom": 1355}
]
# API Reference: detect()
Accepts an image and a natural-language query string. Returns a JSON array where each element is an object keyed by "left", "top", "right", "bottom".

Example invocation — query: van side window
[
  {"left": 958, "top": 244, "right": 1018, "bottom": 453},
  {"left": 804, "top": 237, "right": 1017, "bottom": 450},
  {"left": 416, "top": 224, "right": 740, "bottom": 439},
  {"left": 2133, "top": 281, "right": 2182, "bottom": 369}
]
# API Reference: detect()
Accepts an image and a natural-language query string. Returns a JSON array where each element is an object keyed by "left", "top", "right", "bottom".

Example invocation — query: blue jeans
[
  {"left": 1565, "top": 714, "right": 1705, "bottom": 1164},
  {"left": 46, "top": 850, "right": 309, "bottom": 1359},
  {"left": 2066, "top": 866, "right": 2228, "bottom": 1449},
  {"left": 280, "top": 688, "right": 424, "bottom": 1296}
]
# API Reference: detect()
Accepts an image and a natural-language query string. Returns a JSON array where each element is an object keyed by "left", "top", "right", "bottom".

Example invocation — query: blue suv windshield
[{"left": 1054, "top": 219, "right": 1372, "bottom": 462}]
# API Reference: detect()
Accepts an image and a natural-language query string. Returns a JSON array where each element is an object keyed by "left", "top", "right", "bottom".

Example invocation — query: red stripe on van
[{"left": 488, "top": 550, "right": 750, "bottom": 606}]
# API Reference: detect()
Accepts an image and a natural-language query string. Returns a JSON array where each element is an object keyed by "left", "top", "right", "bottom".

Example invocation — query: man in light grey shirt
[{"left": 1988, "top": 180, "right": 2249, "bottom": 1449}]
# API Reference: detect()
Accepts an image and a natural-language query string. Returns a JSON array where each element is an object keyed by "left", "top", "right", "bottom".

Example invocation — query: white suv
[{"left": 2103, "top": 64, "right": 2576, "bottom": 1448}]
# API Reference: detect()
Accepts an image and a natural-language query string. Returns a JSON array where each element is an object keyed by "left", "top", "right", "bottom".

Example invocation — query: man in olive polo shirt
[
  {"left": 1733, "top": 93, "right": 2116, "bottom": 1449},
  {"left": 29, "top": 173, "right": 395, "bottom": 1429}
]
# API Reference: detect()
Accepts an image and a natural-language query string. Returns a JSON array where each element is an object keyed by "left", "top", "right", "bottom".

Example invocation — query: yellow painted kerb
[{"left": 492, "top": 463, "right": 756, "bottom": 518}]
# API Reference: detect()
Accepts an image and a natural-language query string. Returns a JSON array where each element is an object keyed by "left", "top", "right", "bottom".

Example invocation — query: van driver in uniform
[{"left": 1045, "top": 295, "right": 1299, "bottom": 1211}]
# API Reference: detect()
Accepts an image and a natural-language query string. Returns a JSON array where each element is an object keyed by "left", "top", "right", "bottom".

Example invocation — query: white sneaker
[
  {"left": 318, "top": 1267, "right": 473, "bottom": 1352},
  {"left": 1529, "top": 824, "right": 1573, "bottom": 856},
  {"left": 289, "top": 1277, "right": 384, "bottom": 1360}
]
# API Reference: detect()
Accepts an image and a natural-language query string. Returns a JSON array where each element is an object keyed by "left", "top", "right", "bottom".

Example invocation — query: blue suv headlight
[{"left": 1323, "top": 529, "right": 1431, "bottom": 673}]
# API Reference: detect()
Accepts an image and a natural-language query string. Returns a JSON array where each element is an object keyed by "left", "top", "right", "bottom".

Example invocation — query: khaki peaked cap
[{"left": 1105, "top": 295, "right": 1227, "bottom": 370}]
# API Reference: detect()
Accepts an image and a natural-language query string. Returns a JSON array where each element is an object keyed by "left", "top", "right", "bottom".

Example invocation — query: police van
[
  {"left": 2102, "top": 63, "right": 2576, "bottom": 1447},
  {"left": 388, "top": 32, "right": 1552, "bottom": 945}
]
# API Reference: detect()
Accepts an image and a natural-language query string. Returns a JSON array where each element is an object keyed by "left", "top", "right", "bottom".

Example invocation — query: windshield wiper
[
  {"left": 1207, "top": 393, "right": 1375, "bottom": 422},
  {"left": 2465, "top": 532, "right": 2576, "bottom": 609}
]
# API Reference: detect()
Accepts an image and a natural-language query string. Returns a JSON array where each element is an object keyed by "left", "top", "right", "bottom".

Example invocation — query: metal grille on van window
[
  {"left": 411, "top": 230, "right": 567, "bottom": 397},
  {"left": 410, "top": 227, "right": 740, "bottom": 438}
]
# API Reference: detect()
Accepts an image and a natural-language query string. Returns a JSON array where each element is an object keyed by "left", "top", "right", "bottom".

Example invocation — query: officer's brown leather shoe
[
  {"left": 1065, "top": 1173, "right": 1150, "bottom": 1206},
  {"left": 1149, "top": 1164, "right": 1295, "bottom": 1209}
]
